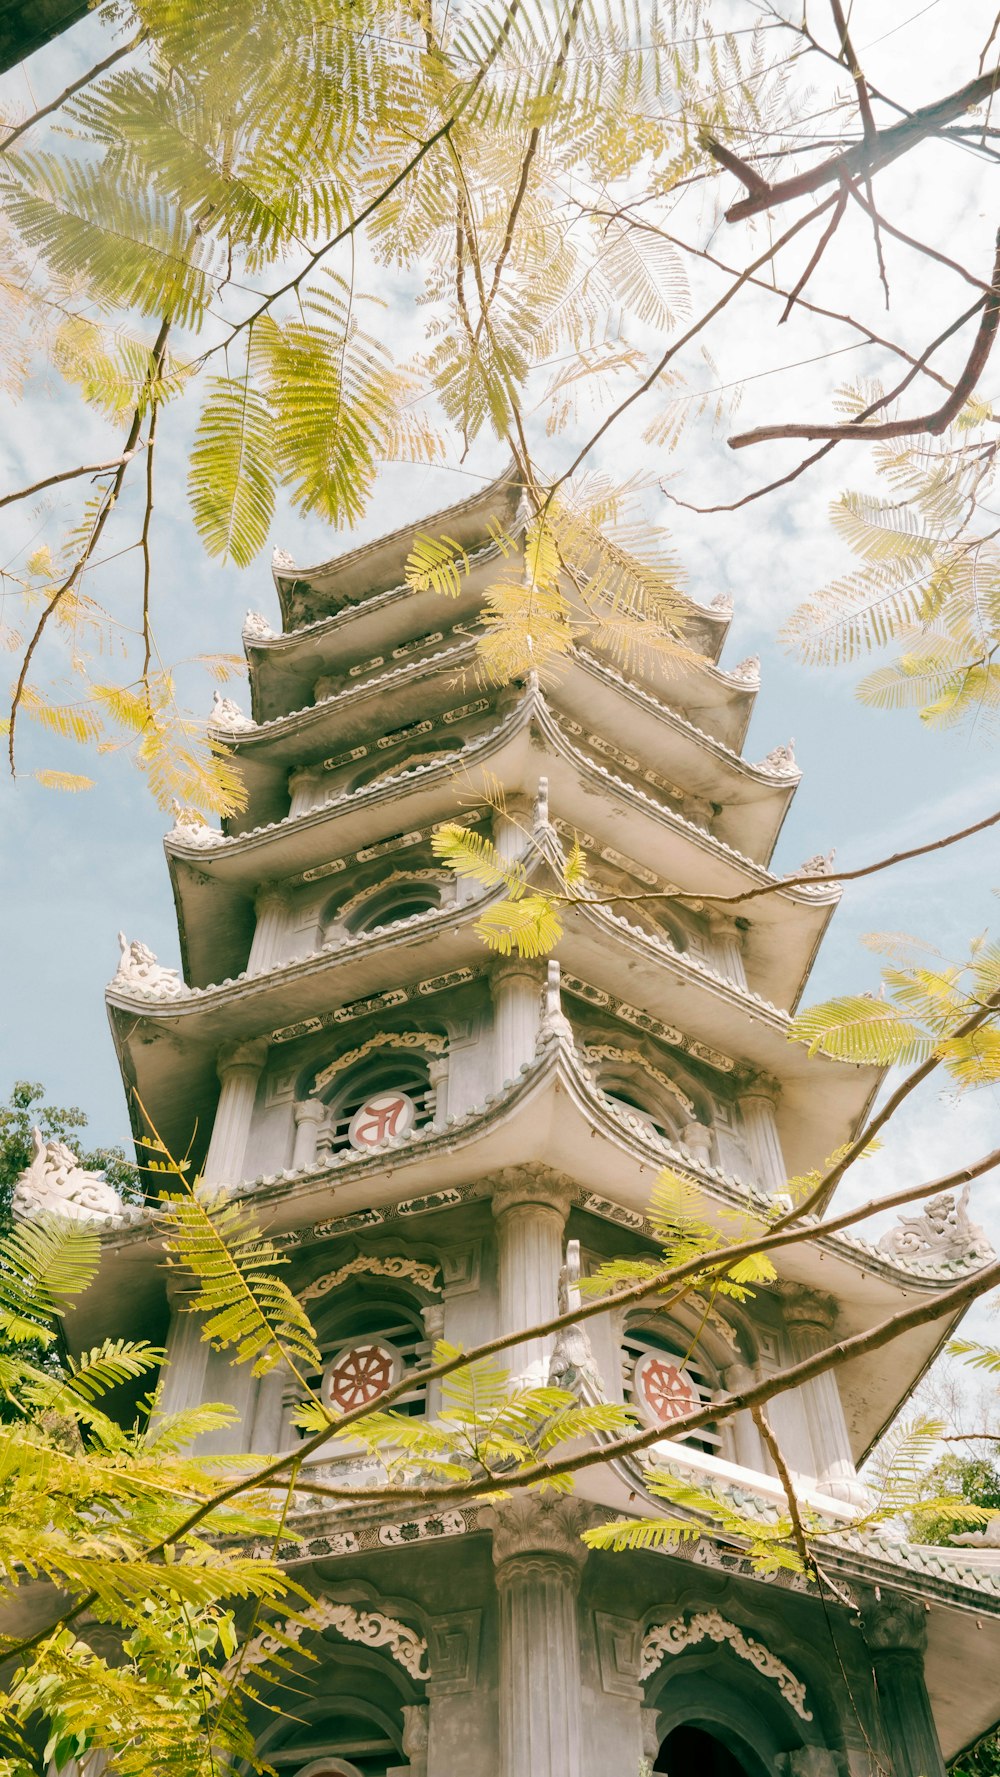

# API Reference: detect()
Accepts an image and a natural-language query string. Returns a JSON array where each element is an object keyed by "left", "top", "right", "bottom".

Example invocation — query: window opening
[
  {"left": 655, "top": 1725, "right": 749, "bottom": 1776},
  {"left": 622, "top": 1322, "right": 720, "bottom": 1455}
]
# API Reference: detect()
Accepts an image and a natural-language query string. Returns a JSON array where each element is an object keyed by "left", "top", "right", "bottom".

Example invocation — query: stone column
[
  {"left": 492, "top": 1169, "right": 574, "bottom": 1384},
  {"left": 777, "top": 1285, "right": 862, "bottom": 1501},
  {"left": 861, "top": 1592, "right": 946, "bottom": 1777},
  {"left": 291, "top": 1097, "right": 325, "bottom": 1171},
  {"left": 490, "top": 1496, "right": 587, "bottom": 1777},
  {"left": 202, "top": 1038, "right": 268, "bottom": 1189},
  {"left": 490, "top": 957, "right": 543, "bottom": 1088},
  {"left": 721, "top": 1360, "right": 767, "bottom": 1473},
  {"left": 706, "top": 911, "right": 748, "bottom": 988},
  {"left": 737, "top": 1077, "right": 787, "bottom": 1196},
  {"left": 493, "top": 792, "right": 535, "bottom": 861},
  {"left": 287, "top": 763, "right": 325, "bottom": 817},
  {"left": 248, "top": 883, "right": 292, "bottom": 973}
]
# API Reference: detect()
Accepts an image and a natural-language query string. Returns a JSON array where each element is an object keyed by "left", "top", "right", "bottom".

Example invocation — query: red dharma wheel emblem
[
  {"left": 347, "top": 1089, "right": 416, "bottom": 1151},
  {"left": 324, "top": 1341, "right": 401, "bottom": 1412},
  {"left": 633, "top": 1351, "right": 700, "bottom": 1429}
]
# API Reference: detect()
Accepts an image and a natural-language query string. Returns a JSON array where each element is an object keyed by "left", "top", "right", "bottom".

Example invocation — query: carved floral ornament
[
  {"left": 640, "top": 1611, "right": 812, "bottom": 1722},
  {"left": 227, "top": 1596, "right": 429, "bottom": 1683},
  {"left": 298, "top": 1254, "right": 442, "bottom": 1303}
]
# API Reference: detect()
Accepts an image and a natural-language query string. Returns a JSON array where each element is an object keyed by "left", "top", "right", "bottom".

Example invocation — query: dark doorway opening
[{"left": 655, "top": 1724, "right": 749, "bottom": 1776}]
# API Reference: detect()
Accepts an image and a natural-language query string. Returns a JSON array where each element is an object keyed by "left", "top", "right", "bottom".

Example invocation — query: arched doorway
[{"left": 655, "top": 1724, "right": 750, "bottom": 1776}]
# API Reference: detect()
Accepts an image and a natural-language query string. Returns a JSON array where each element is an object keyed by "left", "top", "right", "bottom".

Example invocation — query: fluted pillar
[
  {"left": 721, "top": 1360, "right": 767, "bottom": 1472},
  {"left": 490, "top": 1497, "right": 587, "bottom": 1777},
  {"left": 493, "top": 791, "right": 535, "bottom": 861},
  {"left": 492, "top": 1169, "right": 574, "bottom": 1383},
  {"left": 491, "top": 957, "right": 543, "bottom": 1088},
  {"left": 248, "top": 883, "right": 292, "bottom": 972},
  {"left": 706, "top": 910, "right": 747, "bottom": 988},
  {"left": 291, "top": 1097, "right": 325, "bottom": 1170},
  {"left": 777, "top": 1285, "right": 862, "bottom": 1501},
  {"left": 287, "top": 763, "right": 325, "bottom": 817},
  {"left": 202, "top": 1039, "right": 268, "bottom": 1189},
  {"left": 861, "top": 1592, "right": 946, "bottom": 1777},
  {"left": 737, "top": 1076, "right": 787, "bottom": 1196}
]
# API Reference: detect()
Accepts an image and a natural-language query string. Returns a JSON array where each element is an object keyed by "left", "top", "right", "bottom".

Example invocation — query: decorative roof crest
[
  {"left": 210, "top": 689, "right": 253, "bottom": 732},
  {"left": 111, "top": 931, "right": 184, "bottom": 1000},
  {"left": 879, "top": 1185, "right": 994, "bottom": 1272},
  {"left": 12, "top": 1128, "right": 143, "bottom": 1227},
  {"left": 242, "top": 609, "right": 274, "bottom": 641}
]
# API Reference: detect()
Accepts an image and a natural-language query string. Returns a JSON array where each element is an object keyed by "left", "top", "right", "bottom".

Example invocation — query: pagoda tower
[{"left": 54, "top": 464, "right": 1000, "bottom": 1775}]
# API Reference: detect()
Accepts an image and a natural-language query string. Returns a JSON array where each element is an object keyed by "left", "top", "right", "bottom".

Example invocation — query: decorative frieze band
[
  {"left": 561, "top": 971, "right": 736, "bottom": 1074},
  {"left": 299, "top": 1254, "right": 442, "bottom": 1302}
]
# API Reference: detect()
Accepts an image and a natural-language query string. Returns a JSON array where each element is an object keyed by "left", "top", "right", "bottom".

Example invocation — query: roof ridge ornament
[
  {"left": 730, "top": 654, "right": 761, "bottom": 681},
  {"left": 111, "top": 931, "right": 184, "bottom": 1000},
  {"left": 12, "top": 1127, "right": 144, "bottom": 1227},
  {"left": 243, "top": 608, "right": 274, "bottom": 642},
  {"left": 167, "top": 799, "right": 222, "bottom": 848},
  {"left": 271, "top": 545, "right": 297, "bottom": 574},
  {"left": 757, "top": 738, "right": 798, "bottom": 776},
  {"left": 879, "top": 1184, "right": 994, "bottom": 1273},
  {"left": 210, "top": 688, "right": 253, "bottom": 732}
]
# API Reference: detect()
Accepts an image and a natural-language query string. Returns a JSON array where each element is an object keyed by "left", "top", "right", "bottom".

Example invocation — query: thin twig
[
  {"left": 0, "top": 29, "right": 145, "bottom": 154},
  {"left": 7, "top": 316, "right": 171, "bottom": 775},
  {"left": 778, "top": 182, "right": 847, "bottom": 323},
  {"left": 139, "top": 401, "right": 159, "bottom": 689},
  {"left": 730, "top": 228, "right": 1000, "bottom": 448},
  {"left": 752, "top": 1404, "right": 816, "bottom": 1575},
  {"left": 0, "top": 452, "right": 141, "bottom": 513}
]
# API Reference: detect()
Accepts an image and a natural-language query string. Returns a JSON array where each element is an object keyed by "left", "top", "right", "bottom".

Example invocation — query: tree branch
[
  {"left": 0, "top": 452, "right": 141, "bottom": 513},
  {"left": 730, "top": 228, "right": 1000, "bottom": 448},
  {"left": 0, "top": 30, "right": 145, "bottom": 154},
  {"left": 711, "top": 64, "right": 1000, "bottom": 223}
]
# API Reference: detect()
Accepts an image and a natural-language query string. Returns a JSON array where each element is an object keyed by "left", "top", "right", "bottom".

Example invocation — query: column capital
[
  {"left": 734, "top": 1069, "right": 782, "bottom": 1104},
  {"left": 490, "top": 954, "right": 544, "bottom": 991},
  {"left": 217, "top": 1037, "right": 269, "bottom": 1080},
  {"left": 774, "top": 1281, "right": 838, "bottom": 1333},
  {"left": 254, "top": 880, "right": 293, "bottom": 917},
  {"left": 861, "top": 1588, "right": 928, "bottom": 1656},
  {"left": 491, "top": 1166, "right": 576, "bottom": 1221},
  {"left": 487, "top": 1495, "right": 590, "bottom": 1570},
  {"left": 294, "top": 1097, "right": 325, "bottom": 1127}
]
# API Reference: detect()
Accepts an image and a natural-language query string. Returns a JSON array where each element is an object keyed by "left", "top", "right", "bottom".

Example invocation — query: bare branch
[
  {"left": 752, "top": 1405, "right": 816, "bottom": 1575},
  {"left": 0, "top": 30, "right": 145, "bottom": 154},
  {"left": 730, "top": 228, "right": 1000, "bottom": 448},
  {"left": 713, "top": 64, "right": 1000, "bottom": 223},
  {"left": 777, "top": 182, "right": 847, "bottom": 323},
  {"left": 0, "top": 452, "right": 141, "bottom": 513}
]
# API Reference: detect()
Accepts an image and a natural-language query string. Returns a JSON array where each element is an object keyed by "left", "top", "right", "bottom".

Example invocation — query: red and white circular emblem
[
  {"left": 633, "top": 1351, "right": 700, "bottom": 1429},
  {"left": 347, "top": 1089, "right": 416, "bottom": 1150},
  {"left": 323, "top": 1340, "right": 402, "bottom": 1413}
]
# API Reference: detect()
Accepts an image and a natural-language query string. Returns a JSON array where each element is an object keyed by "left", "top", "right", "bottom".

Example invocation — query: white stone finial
[
  {"left": 242, "top": 609, "right": 274, "bottom": 642},
  {"left": 12, "top": 1127, "right": 142, "bottom": 1227},
  {"left": 879, "top": 1185, "right": 994, "bottom": 1272},
  {"left": 111, "top": 931, "right": 184, "bottom": 1000},
  {"left": 540, "top": 960, "right": 573, "bottom": 1042},
  {"left": 272, "top": 545, "right": 297, "bottom": 573},
  {"left": 167, "top": 800, "right": 222, "bottom": 849},
  {"left": 710, "top": 592, "right": 733, "bottom": 613},
  {"left": 796, "top": 848, "right": 837, "bottom": 877},
  {"left": 757, "top": 739, "right": 797, "bottom": 775},
  {"left": 730, "top": 654, "right": 761, "bottom": 682},
  {"left": 209, "top": 688, "right": 252, "bottom": 732}
]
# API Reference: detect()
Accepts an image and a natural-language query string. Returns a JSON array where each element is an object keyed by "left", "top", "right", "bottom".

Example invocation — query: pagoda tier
[
  {"left": 76, "top": 474, "right": 1000, "bottom": 1777},
  {"left": 170, "top": 684, "right": 824, "bottom": 1004}
]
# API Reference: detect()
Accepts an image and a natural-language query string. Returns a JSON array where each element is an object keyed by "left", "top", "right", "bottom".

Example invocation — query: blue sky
[{"left": 0, "top": 3, "right": 997, "bottom": 1261}]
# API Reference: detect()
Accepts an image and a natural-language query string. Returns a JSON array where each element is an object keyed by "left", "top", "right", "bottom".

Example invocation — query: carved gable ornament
[
  {"left": 878, "top": 1185, "right": 994, "bottom": 1272},
  {"left": 12, "top": 1128, "right": 143, "bottom": 1228},
  {"left": 640, "top": 1610, "right": 812, "bottom": 1722}
]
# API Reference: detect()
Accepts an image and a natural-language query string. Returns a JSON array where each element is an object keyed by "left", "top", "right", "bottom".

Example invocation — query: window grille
[
  {"left": 303, "top": 1299, "right": 430, "bottom": 1421},
  {"left": 622, "top": 1322, "right": 721, "bottom": 1455}
]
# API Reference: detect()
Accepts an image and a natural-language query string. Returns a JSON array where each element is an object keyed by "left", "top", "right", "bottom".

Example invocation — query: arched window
[
  {"left": 344, "top": 879, "right": 443, "bottom": 936},
  {"left": 304, "top": 1284, "right": 429, "bottom": 1420},
  {"left": 598, "top": 1073, "right": 686, "bottom": 1145},
  {"left": 622, "top": 1317, "right": 721, "bottom": 1456},
  {"left": 316, "top": 1053, "right": 436, "bottom": 1161},
  {"left": 348, "top": 737, "right": 462, "bottom": 794}
]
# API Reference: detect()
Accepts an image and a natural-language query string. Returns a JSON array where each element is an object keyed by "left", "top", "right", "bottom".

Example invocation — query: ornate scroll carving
[
  {"left": 582, "top": 1044, "right": 696, "bottom": 1118},
  {"left": 640, "top": 1611, "right": 812, "bottom": 1722},
  {"left": 229, "top": 1596, "right": 428, "bottom": 1682},
  {"left": 111, "top": 931, "right": 184, "bottom": 1000},
  {"left": 312, "top": 1030, "right": 447, "bottom": 1095},
  {"left": 879, "top": 1186, "right": 994, "bottom": 1270},
  {"left": 299, "top": 1254, "right": 441, "bottom": 1302},
  {"left": 12, "top": 1129, "right": 142, "bottom": 1227}
]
